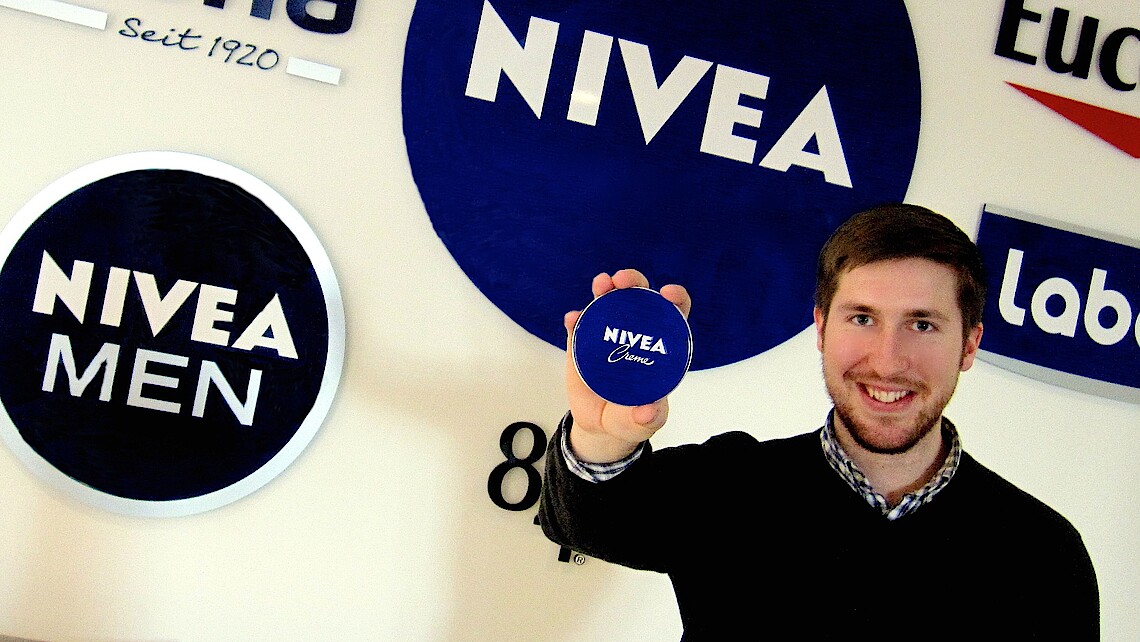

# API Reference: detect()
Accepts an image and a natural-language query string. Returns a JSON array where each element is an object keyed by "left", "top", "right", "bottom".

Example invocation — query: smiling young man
[{"left": 540, "top": 204, "right": 1099, "bottom": 640}]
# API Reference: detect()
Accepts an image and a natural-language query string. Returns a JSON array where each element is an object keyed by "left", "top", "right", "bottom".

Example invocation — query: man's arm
[
  {"left": 539, "top": 415, "right": 670, "bottom": 571},
  {"left": 1039, "top": 520, "right": 1100, "bottom": 640},
  {"left": 538, "top": 269, "right": 692, "bottom": 570}
]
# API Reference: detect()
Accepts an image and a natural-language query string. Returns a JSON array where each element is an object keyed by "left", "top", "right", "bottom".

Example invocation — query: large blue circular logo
[
  {"left": 0, "top": 153, "right": 345, "bottom": 516},
  {"left": 403, "top": 0, "right": 921, "bottom": 369}
]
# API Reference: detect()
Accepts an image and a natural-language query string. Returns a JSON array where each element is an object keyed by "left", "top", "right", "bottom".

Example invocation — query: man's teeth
[{"left": 866, "top": 387, "right": 908, "bottom": 403}]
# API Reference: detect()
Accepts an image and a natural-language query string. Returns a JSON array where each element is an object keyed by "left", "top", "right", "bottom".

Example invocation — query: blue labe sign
[
  {"left": 976, "top": 205, "right": 1139, "bottom": 404},
  {"left": 0, "top": 153, "right": 345, "bottom": 516},
  {"left": 403, "top": 0, "right": 921, "bottom": 369}
]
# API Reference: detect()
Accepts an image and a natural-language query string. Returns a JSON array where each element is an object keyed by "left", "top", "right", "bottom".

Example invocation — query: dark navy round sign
[
  {"left": 573, "top": 287, "right": 692, "bottom": 406},
  {"left": 0, "top": 153, "right": 345, "bottom": 516},
  {"left": 403, "top": 0, "right": 921, "bottom": 369}
]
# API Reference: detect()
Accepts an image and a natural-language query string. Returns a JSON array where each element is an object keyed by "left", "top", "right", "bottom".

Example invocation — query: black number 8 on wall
[{"left": 487, "top": 421, "right": 585, "bottom": 565}]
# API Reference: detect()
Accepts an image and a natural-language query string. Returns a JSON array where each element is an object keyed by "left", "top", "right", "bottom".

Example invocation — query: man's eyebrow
[
  {"left": 834, "top": 303, "right": 877, "bottom": 314},
  {"left": 908, "top": 308, "right": 952, "bottom": 320}
]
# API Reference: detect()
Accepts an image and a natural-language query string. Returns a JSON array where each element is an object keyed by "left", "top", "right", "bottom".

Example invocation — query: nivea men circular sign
[
  {"left": 403, "top": 0, "right": 921, "bottom": 369},
  {"left": 0, "top": 152, "right": 345, "bottom": 517},
  {"left": 573, "top": 287, "right": 692, "bottom": 406}
]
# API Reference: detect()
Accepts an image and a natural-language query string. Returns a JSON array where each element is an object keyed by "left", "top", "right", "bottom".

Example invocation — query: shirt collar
[{"left": 819, "top": 410, "right": 962, "bottom": 521}]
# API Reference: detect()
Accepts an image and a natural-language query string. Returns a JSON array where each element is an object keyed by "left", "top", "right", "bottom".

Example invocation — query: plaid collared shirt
[
  {"left": 560, "top": 411, "right": 962, "bottom": 521},
  {"left": 819, "top": 411, "right": 961, "bottom": 521}
]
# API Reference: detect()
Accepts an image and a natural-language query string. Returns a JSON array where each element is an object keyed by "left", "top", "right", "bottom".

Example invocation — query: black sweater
[{"left": 540, "top": 426, "right": 1099, "bottom": 640}]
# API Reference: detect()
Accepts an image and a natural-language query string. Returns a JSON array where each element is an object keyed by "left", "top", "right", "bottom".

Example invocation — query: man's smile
[{"left": 861, "top": 384, "right": 912, "bottom": 405}]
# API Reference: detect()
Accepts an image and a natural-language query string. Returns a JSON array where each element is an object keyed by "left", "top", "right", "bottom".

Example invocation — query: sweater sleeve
[
  {"left": 538, "top": 420, "right": 668, "bottom": 571},
  {"left": 1031, "top": 509, "right": 1100, "bottom": 639},
  {"left": 538, "top": 415, "right": 764, "bottom": 573},
  {"left": 955, "top": 454, "right": 1101, "bottom": 639}
]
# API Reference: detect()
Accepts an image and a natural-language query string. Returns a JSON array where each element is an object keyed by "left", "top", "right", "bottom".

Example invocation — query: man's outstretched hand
[{"left": 564, "top": 269, "right": 691, "bottom": 464}]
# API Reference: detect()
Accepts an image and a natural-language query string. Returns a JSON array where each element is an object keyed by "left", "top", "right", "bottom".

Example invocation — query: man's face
[{"left": 814, "top": 258, "right": 982, "bottom": 455}]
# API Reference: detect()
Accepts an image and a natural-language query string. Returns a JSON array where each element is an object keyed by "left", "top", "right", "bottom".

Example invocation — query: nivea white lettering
[
  {"left": 30, "top": 251, "right": 295, "bottom": 425},
  {"left": 464, "top": 0, "right": 853, "bottom": 188},
  {"left": 603, "top": 325, "right": 668, "bottom": 353},
  {"left": 32, "top": 251, "right": 296, "bottom": 357},
  {"left": 998, "top": 248, "right": 1140, "bottom": 347}
]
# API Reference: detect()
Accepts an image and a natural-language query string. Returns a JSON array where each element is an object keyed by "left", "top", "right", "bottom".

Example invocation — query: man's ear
[
  {"left": 813, "top": 307, "right": 826, "bottom": 352},
  {"left": 960, "top": 323, "right": 983, "bottom": 372}
]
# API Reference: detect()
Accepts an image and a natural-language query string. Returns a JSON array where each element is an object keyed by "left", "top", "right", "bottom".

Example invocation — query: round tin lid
[{"left": 572, "top": 287, "right": 693, "bottom": 406}]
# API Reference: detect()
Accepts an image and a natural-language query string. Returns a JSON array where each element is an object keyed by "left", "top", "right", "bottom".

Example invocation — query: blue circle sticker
[
  {"left": 0, "top": 152, "right": 345, "bottom": 517},
  {"left": 403, "top": 0, "right": 920, "bottom": 369},
  {"left": 573, "top": 287, "right": 692, "bottom": 406}
]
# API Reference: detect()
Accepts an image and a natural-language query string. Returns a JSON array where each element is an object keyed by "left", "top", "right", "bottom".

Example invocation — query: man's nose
[{"left": 867, "top": 327, "right": 909, "bottom": 375}]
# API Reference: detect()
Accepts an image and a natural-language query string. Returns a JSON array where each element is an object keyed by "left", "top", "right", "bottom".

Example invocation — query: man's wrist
[
  {"left": 559, "top": 412, "right": 645, "bottom": 483},
  {"left": 569, "top": 422, "right": 641, "bottom": 464}
]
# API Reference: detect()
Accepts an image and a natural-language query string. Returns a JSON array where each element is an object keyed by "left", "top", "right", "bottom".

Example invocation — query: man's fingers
[
  {"left": 605, "top": 271, "right": 689, "bottom": 319},
  {"left": 630, "top": 399, "right": 668, "bottom": 430},
  {"left": 611, "top": 268, "right": 650, "bottom": 290},
  {"left": 591, "top": 269, "right": 655, "bottom": 299},
  {"left": 577, "top": 273, "right": 690, "bottom": 336},
  {"left": 659, "top": 283, "right": 692, "bottom": 319},
  {"left": 591, "top": 272, "right": 616, "bottom": 298},
  {"left": 564, "top": 310, "right": 582, "bottom": 336}
]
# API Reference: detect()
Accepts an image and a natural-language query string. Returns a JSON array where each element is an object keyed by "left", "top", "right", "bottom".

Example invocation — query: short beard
[{"left": 833, "top": 401, "right": 944, "bottom": 455}]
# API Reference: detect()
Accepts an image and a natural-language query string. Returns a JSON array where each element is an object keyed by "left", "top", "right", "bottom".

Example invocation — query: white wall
[{"left": 0, "top": 0, "right": 1137, "bottom": 640}]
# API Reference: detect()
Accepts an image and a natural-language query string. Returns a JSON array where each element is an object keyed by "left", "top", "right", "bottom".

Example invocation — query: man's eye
[
  {"left": 852, "top": 314, "right": 873, "bottom": 326},
  {"left": 913, "top": 320, "right": 935, "bottom": 332}
]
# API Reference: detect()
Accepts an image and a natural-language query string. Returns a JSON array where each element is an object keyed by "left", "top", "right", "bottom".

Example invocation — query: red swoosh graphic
[{"left": 1008, "top": 82, "right": 1140, "bottom": 158}]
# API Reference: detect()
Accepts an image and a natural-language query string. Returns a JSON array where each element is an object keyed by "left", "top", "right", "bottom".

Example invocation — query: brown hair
[{"left": 814, "top": 204, "right": 986, "bottom": 332}]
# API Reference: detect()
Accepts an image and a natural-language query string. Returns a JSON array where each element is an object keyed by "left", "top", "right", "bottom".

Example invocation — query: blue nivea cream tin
[{"left": 571, "top": 287, "right": 693, "bottom": 406}]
